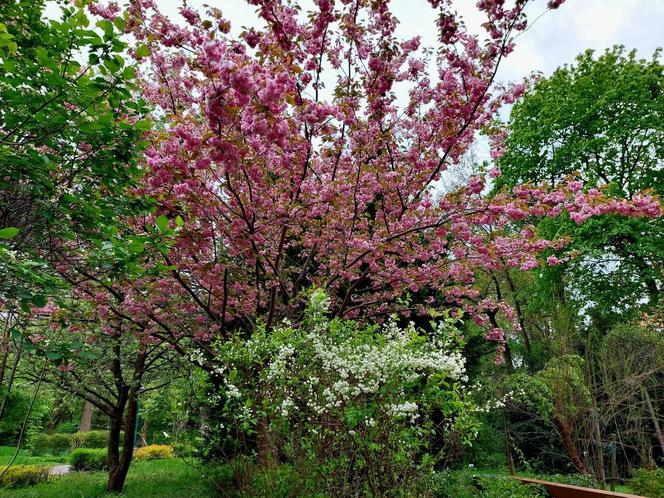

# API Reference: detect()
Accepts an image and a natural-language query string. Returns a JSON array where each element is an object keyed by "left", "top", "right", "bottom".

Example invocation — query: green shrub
[
  {"left": 206, "top": 458, "right": 314, "bottom": 498},
  {"left": 630, "top": 468, "right": 664, "bottom": 498},
  {"left": 214, "top": 291, "right": 475, "bottom": 497},
  {"left": 69, "top": 448, "right": 108, "bottom": 471},
  {"left": 172, "top": 442, "right": 197, "bottom": 458},
  {"left": 0, "top": 464, "right": 50, "bottom": 488},
  {"left": 53, "top": 421, "right": 80, "bottom": 434},
  {"left": 31, "top": 433, "right": 72, "bottom": 455},
  {"left": 70, "top": 430, "right": 114, "bottom": 450},
  {"left": 431, "top": 470, "right": 548, "bottom": 498},
  {"left": 539, "top": 473, "right": 598, "bottom": 488},
  {"left": 135, "top": 444, "right": 174, "bottom": 460}
]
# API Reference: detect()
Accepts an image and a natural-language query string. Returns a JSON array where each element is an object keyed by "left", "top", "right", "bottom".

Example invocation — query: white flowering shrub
[{"left": 214, "top": 290, "right": 477, "bottom": 496}]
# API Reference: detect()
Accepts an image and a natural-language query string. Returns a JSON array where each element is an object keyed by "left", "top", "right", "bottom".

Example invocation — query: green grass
[
  {"left": 0, "top": 446, "right": 68, "bottom": 467},
  {"left": 0, "top": 453, "right": 641, "bottom": 498},
  {"left": 462, "top": 467, "right": 637, "bottom": 495},
  {"left": 0, "top": 459, "right": 218, "bottom": 497}
]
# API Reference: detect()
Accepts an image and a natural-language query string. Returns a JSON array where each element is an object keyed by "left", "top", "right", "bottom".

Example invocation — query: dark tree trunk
[
  {"left": 106, "top": 344, "right": 146, "bottom": 493},
  {"left": 642, "top": 387, "right": 664, "bottom": 454},
  {"left": 0, "top": 336, "right": 22, "bottom": 419},
  {"left": 0, "top": 328, "right": 10, "bottom": 386},
  {"left": 106, "top": 393, "right": 139, "bottom": 493},
  {"left": 107, "top": 401, "right": 126, "bottom": 492},
  {"left": 503, "top": 270, "right": 531, "bottom": 354},
  {"left": 0, "top": 311, "right": 14, "bottom": 387}
]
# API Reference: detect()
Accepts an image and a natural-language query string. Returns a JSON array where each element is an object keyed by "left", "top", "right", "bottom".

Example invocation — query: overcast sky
[{"left": 155, "top": 0, "right": 664, "bottom": 84}]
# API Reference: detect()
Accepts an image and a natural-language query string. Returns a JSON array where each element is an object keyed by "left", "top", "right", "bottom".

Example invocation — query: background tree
[
  {"left": 496, "top": 46, "right": 663, "bottom": 327},
  {"left": 475, "top": 46, "right": 664, "bottom": 481}
]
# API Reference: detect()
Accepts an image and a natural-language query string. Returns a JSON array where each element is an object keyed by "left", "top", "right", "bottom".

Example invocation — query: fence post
[{"left": 610, "top": 433, "right": 617, "bottom": 492}]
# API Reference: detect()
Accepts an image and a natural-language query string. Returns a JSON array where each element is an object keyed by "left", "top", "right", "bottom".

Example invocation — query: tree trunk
[
  {"left": 503, "top": 270, "right": 531, "bottom": 355},
  {"left": 556, "top": 418, "right": 588, "bottom": 474},
  {"left": 591, "top": 403, "right": 606, "bottom": 487},
  {"left": 80, "top": 401, "right": 94, "bottom": 432},
  {"left": 106, "top": 404, "right": 125, "bottom": 492},
  {"left": 256, "top": 384, "right": 277, "bottom": 466},
  {"left": 140, "top": 418, "right": 148, "bottom": 447},
  {"left": 0, "top": 336, "right": 22, "bottom": 420},
  {"left": 642, "top": 387, "right": 664, "bottom": 454},
  {"left": 0, "top": 327, "right": 10, "bottom": 386},
  {"left": 106, "top": 393, "right": 139, "bottom": 493},
  {"left": 0, "top": 311, "right": 14, "bottom": 387}
]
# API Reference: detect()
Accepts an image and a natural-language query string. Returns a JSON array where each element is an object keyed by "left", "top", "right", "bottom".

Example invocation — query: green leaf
[
  {"left": 155, "top": 215, "right": 169, "bottom": 232},
  {"left": 135, "top": 44, "right": 151, "bottom": 58},
  {"left": 31, "top": 295, "right": 47, "bottom": 307},
  {"left": 46, "top": 351, "right": 63, "bottom": 360},
  {"left": 128, "top": 240, "right": 145, "bottom": 254},
  {"left": 96, "top": 19, "right": 114, "bottom": 38},
  {"left": 135, "top": 119, "right": 152, "bottom": 131},
  {"left": 0, "top": 227, "right": 20, "bottom": 239}
]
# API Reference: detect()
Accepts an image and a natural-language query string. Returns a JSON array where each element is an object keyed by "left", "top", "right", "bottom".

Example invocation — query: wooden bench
[{"left": 517, "top": 477, "right": 646, "bottom": 498}]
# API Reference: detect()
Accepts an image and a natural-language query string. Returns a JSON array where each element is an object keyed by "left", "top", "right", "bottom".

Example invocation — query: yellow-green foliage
[
  {"left": 0, "top": 465, "right": 50, "bottom": 488},
  {"left": 135, "top": 444, "right": 174, "bottom": 461},
  {"left": 630, "top": 468, "right": 664, "bottom": 498}
]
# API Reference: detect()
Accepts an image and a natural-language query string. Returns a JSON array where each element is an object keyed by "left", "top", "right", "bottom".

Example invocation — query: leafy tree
[
  {"left": 497, "top": 46, "right": 664, "bottom": 324},
  {"left": 0, "top": 0, "right": 156, "bottom": 491},
  {"left": 482, "top": 46, "right": 664, "bottom": 478},
  {"left": 0, "top": 0, "right": 148, "bottom": 309}
]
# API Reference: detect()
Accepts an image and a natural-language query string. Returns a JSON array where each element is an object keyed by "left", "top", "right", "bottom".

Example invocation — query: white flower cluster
[
  {"left": 263, "top": 312, "right": 467, "bottom": 422},
  {"left": 387, "top": 401, "right": 420, "bottom": 423},
  {"left": 225, "top": 383, "right": 242, "bottom": 399},
  {"left": 214, "top": 292, "right": 471, "bottom": 440}
]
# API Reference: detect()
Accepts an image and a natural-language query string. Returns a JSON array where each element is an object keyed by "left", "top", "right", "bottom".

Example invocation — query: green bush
[
  {"left": 539, "top": 473, "right": 598, "bottom": 488},
  {"left": 31, "top": 433, "right": 72, "bottom": 455},
  {"left": 214, "top": 291, "right": 475, "bottom": 497},
  {"left": 630, "top": 468, "right": 664, "bottom": 498},
  {"left": 135, "top": 444, "right": 174, "bottom": 460},
  {"left": 431, "top": 470, "right": 548, "bottom": 498},
  {"left": 53, "top": 421, "right": 80, "bottom": 434},
  {"left": 0, "top": 464, "right": 50, "bottom": 488},
  {"left": 69, "top": 448, "right": 108, "bottom": 471},
  {"left": 70, "top": 430, "right": 114, "bottom": 450},
  {"left": 172, "top": 442, "right": 197, "bottom": 458},
  {"left": 206, "top": 458, "right": 314, "bottom": 498}
]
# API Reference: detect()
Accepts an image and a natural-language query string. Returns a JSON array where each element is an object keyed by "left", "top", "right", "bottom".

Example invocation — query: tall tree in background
[
  {"left": 487, "top": 46, "right": 664, "bottom": 479},
  {"left": 497, "top": 46, "right": 663, "bottom": 327}
]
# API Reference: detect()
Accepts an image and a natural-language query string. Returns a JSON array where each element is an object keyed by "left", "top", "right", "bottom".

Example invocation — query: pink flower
[
  {"left": 88, "top": 1, "right": 120, "bottom": 21},
  {"left": 546, "top": 255, "right": 560, "bottom": 266}
]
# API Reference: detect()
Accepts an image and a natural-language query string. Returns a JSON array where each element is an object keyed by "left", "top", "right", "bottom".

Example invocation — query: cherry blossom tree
[
  {"left": 93, "top": 0, "right": 658, "bottom": 346},
  {"left": 53, "top": 0, "right": 661, "bottom": 485}
]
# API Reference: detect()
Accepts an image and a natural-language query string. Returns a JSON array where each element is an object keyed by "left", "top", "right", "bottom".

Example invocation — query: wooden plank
[{"left": 517, "top": 477, "right": 646, "bottom": 498}]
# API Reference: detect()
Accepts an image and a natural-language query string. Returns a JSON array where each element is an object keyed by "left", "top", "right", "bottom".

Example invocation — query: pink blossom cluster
[{"left": 51, "top": 0, "right": 663, "bottom": 368}]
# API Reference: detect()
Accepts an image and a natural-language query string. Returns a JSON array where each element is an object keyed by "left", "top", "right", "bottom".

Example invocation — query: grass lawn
[{"left": 0, "top": 459, "right": 217, "bottom": 497}]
